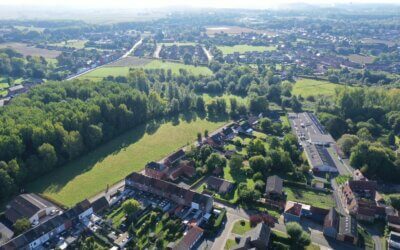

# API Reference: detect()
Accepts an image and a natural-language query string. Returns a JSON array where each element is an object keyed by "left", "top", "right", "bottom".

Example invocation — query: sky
[{"left": 1, "top": 0, "right": 399, "bottom": 9}]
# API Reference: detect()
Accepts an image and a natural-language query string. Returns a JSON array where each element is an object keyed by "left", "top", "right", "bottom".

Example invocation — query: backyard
[
  {"left": 284, "top": 186, "right": 335, "bottom": 209},
  {"left": 28, "top": 116, "right": 227, "bottom": 206}
]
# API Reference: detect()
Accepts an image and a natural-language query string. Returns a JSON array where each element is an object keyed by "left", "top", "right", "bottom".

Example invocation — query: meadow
[
  {"left": 28, "top": 116, "right": 227, "bottom": 206},
  {"left": 49, "top": 39, "right": 87, "bottom": 49},
  {"left": 80, "top": 59, "right": 212, "bottom": 81},
  {"left": 217, "top": 45, "right": 276, "bottom": 55},
  {"left": 292, "top": 78, "right": 353, "bottom": 98},
  {"left": 0, "top": 42, "right": 61, "bottom": 58}
]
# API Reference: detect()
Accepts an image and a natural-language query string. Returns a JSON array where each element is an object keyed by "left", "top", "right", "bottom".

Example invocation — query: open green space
[
  {"left": 284, "top": 186, "right": 334, "bottom": 209},
  {"left": 217, "top": 45, "right": 276, "bottom": 55},
  {"left": 28, "top": 116, "right": 227, "bottom": 206},
  {"left": 224, "top": 239, "right": 237, "bottom": 249},
  {"left": 49, "top": 39, "right": 87, "bottom": 49},
  {"left": 292, "top": 78, "right": 354, "bottom": 98},
  {"left": 202, "top": 93, "right": 248, "bottom": 107},
  {"left": 80, "top": 60, "right": 212, "bottom": 81},
  {"left": 232, "top": 220, "right": 252, "bottom": 235}
]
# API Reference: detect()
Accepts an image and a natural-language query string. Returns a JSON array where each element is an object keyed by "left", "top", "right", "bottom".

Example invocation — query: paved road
[
  {"left": 153, "top": 44, "right": 162, "bottom": 58},
  {"left": 66, "top": 38, "right": 142, "bottom": 81},
  {"left": 202, "top": 46, "right": 213, "bottom": 62}
]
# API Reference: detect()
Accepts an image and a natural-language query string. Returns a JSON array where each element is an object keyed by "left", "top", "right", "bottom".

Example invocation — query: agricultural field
[
  {"left": 292, "top": 78, "right": 353, "bottom": 98},
  {"left": 0, "top": 42, "right": 61, "bottom": 58},
  {"left": 284, "top": 186, "right": 335, "bottom": 209},
  {"left": 81, "top": 60, "right": 212, "bottom": 81},
  {"left": 347, "top": 54, "right": 375, "bottom": 64},
  {"left": 49, "top": 39, "right": 87, "bottom": 49},
  {"left": 217, "top": 45, "right": 276, "bottom": 55},
  {"left": 108, "top": 56, "right": 153, "bottom": 67},
  {"left": 28, "top": 116, "right": 227, "bottom": 206}
]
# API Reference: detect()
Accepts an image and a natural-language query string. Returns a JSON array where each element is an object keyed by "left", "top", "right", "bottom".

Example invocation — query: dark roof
[
  {"left": 388, "top": 215, "right": 400, "bottom": 225},
  {"left": 265, "top": 175, "right": 283, "bottom": 194},
  {"left": 284, "top": 202, "right": 302, "bottom": 217},
  {"left": 91, "top": 196, "right": 109, "bottom": 213},
  {"left": 349, "top": 180, "right": 377, "bottom": 193},
  {"left": 146, "top": 161, "right": 166, "bottom": 171},
  {"left": 126, "top": 172, "right": 212, "bottom": 208},
  {"left": 173, "top": 226, "right": 203, "bottom": 250},
  {"left": 206, "top": 176, "right": 234, "bottom": 194},
  {"left": 166, "top": 149, "right": 185, "bottom": 163},
  {"left": 339, "top": 216, "right": 357, "bottom": 238},
  {"left": 5, "top": 193, "right": 56, "bottom": 223},
  {"left": 235, "top": 223, "right": 271, "bottom": 250},
  {"left": 222, "top": 127, "right": 234, "bottom": 136}
]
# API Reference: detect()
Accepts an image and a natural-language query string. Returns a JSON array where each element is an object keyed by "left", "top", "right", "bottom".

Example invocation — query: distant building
[
  {"left": 206, "top": 176, "right": 235, "bottom": 195},
  {"left": 173, "top": 225, "right": 203, "bottom": 250},
  {"left": 7, "top": 84, "right": 26, "bottom": 96},
  {"left": 5, "top": 193, "right": 58, "bottom": 225},
  {"left": 265, "top": 175, "right": 283, "bottom": 199},
  {"left": 164, "top": 149, "right": 185, "bottom": 167},
  {"left": 233, "top": 222, "right": 271, "bottom": 250}
]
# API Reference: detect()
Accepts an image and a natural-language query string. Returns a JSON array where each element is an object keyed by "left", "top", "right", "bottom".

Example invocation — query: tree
[
  {"left": 229, "top": 154, "right": 243, "bottom": 170},
  {"left": 249, "top": 156, "right": 267, "bottom": 174},
  {"left": 237, "top": 183, "right": 261, "bottom": 203},
  {"left": 290, "top": 96, "right": 302, "bottom": 112},
  {"left": 122, "top": 199, "right": 141, "bottom": 215},
  {"left": 337, "top": 134, "right": 360, "bottom": 157},
  {"left": 37, "top": 143, "right": 58, "bottom": 172},
  {"left": 260, "top": 118, "right": 272, "bottom": 134},
  {"left": 0, "top": 169, "right": 15, "bottom": 200},
  {"left": 197, "top": 132, "right": 202, "bottom": 142},
  {"left": 249, "top": 96, "right": 269, "bottom": 114},
  {"left": 205, "top": 153, "right": 227, "bottom": 173},
  {"left": 14, "top": 218, "right": 31, "bottom": 235},
  {"left": 388, "top": 132, "right": 396, "bottom": 146},
  {"left": 247, "top": 139, "right": 266, "bottom": 157},
  {"left": 286, "top": 222, "right": 311, "bottom": 249}
]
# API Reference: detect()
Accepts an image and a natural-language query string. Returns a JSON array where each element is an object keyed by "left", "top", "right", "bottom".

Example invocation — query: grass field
[
  {"left": 81, "top": 60, "right": 212, "bottom": 81},
  {"left": 284, "top": 186, "right": 334, "bottom": 209},
  {"left": 28, "top": 116, "right": 227, "bottom": 206},
  {"left": 232, "top": 220, "right": 252, "bottom": 235},
  {"left": 202, "top": 93, "right": 248, "bottom": 108},
  {"left": 50, "top": 39, "right": 87, "bottom": 49},
  {"left": 347, "top": 54, "right": 375, "bottom": 64},
  {"left": 217, "top": 45, "right": 276, "bottom": 55},
  {"left": 292, "top": 78, "right": 353, "bottom": 98}
]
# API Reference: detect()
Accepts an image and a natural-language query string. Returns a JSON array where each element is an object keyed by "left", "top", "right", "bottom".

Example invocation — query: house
[
  {"left": 283, "top": 201, "right": 302, "bottom": 223},
  {"left": 304, "top": 144, "right": 338, "bottom": 173},
  {"left": 323, "top": 208, "right": 358, "bottom": 245},
  {"left": 207, "top": 133, "right": 224, "bottom": 148},
  {"left": 206, "top": 176, "right": 235, "bottom": 195},
  {"left": 388, "top": 216, "right": 400, "bottom": 233},
  {"left": 1, "top": 200, "right": 93, "bottom": 250},
  {"left": 145, "top": 161, "right": 167, "bottom": 179},
  {"left": 90, "top": 196, "right": 109, "bottom": 214},
  {"left": 0, "top": 97, "right": 10, "bottom": 107},
  {"left": 164, "top": 149, "right": 186, "bottom": 167},
  {"left": 7, "top": 84, "right": 26, "bottom": 96},
  {"left": 125, "top": 172, "right": 213, "bottom": 213},
  {"left": 222, "top": 127, "right": 235, "bottom": 140},
  {"left": 265, "top": 175, "right": 283, "bottom": 199},
  {"left": 234, "top": 223, "right": 271, "bottom": 250},
  {"left": 5, "top": 193, "right": 59, "bottom": 225},
  {"left": 388, "top": 231, "right": 400, "bottom": 250},
  {"left": 340, "top": 179, "right": 385, "bottom": 222},
  {"left": 173, "top": 225, "right": 203, "bottom": 250},
  {"left": 0, "top": 223, "right": 14, "bottom": 245},
  {"left": 167, "top": 160, "right": 196, "bottom": 181}
]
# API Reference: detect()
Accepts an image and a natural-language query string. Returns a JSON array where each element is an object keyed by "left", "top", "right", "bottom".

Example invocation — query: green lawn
[
  {"left": 217, "top": 45, "right": 276, "bottom": 55},
  {"left": 224, "top": 239, "right": 237, "bottom": 250},
  {"left": 28, "top": 116, "right": 227, "bottom": 206},
  {"left": 81, "top": 60, "right": 212, "bottom": 81},
  {"left": 284, "top": 186, "right": 334, "bottom": 209},
  {"left": 292, "top": 78, "right": 354, "bottom": 98},
  {"left": 232, "top": 220, "right": 251, "bottom": 235},
  {"left": 106, "top": 206, "right": 126, "bottom": 228}
]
